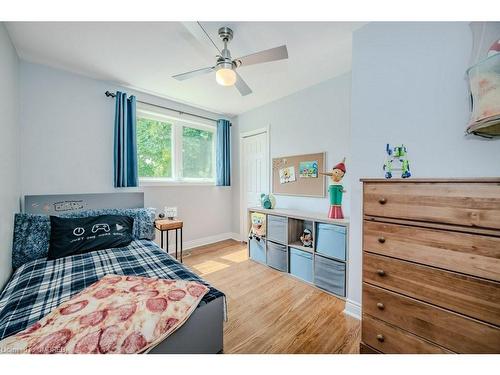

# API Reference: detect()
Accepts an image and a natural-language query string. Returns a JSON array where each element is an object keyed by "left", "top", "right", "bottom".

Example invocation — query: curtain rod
[{"left": 105, "top": 91, "right": 225, "bottom": 124}]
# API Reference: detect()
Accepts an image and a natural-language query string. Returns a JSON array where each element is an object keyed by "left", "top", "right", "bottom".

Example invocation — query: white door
[{"left": 240, "top": 130, "right": 269, "bottom": 241}]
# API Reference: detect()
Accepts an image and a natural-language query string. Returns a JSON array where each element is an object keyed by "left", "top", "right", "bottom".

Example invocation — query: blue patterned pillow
[
  {"left": 12, "top": 208, "right": 156, "bottom": 269},
  {"left": 12, "top": 213, "right": 51, "bottom": 270}
]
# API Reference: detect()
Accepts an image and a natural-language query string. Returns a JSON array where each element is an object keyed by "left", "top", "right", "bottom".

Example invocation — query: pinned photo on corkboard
[
  {"left": 299, "top": 161, "right": 318, "bottom": 178},
  {"left": 272, "top": 152, "right": 326, "bottom": 197},
  {"left": 279, "top": 166, "right": 296, "bottom": 184}
]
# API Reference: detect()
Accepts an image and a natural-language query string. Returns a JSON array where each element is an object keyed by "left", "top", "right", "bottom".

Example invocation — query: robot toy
[{"left": 383, "top": 144, "right": 411, "bottom": 179}]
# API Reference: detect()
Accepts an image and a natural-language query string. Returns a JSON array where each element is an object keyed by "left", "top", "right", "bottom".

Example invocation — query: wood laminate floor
[{"left": 183, "top": 240, "right": 361, "bottom": 354}]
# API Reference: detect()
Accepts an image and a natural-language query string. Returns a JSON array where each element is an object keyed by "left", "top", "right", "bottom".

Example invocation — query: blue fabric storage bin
[
  {"left": 289, "top": 247, "right": 313, "bottom": 283},
  {"left": 267, "top": 241, "right": 287, "bottom": 271},
  {"left": 314, "top": 254, "right": 346, "bottom": 297},
  {"left": 316, "top": 223, "right": 346, "bottom": 261},
  {"left": 267, "top": 215, "right": 287, "bottom": 244},
  {"left": 249, "top": 238, "right": 266, "bottom": 264}
]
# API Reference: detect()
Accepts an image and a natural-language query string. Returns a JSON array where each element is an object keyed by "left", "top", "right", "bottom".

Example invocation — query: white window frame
[{"left": 136, "top": 105, "right": 216, "bottom": 186}]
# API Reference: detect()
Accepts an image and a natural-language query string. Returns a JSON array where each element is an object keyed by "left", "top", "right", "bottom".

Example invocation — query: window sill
[{"left": 139, "top": 178, "right": 216, "bottom": 187}]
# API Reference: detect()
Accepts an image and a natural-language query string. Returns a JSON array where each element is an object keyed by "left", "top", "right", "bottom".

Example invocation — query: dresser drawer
[
  {"left": 359, "top": 342, "right": 380, "bottom": 354},
  {"left": 362, "top": 314, "right": 452, "bottom": 354},
  {"left": 363, "top": 283, "right": 500, "bottom": 353},
  {"left": 363, "top": 182, "right": 500, "bottom": 230},
  {"left": 363, "top": 220, "right": 500, "bottom": 281},
  {"left": 363, "top": 253, "right": 500, "bottom": 326}
]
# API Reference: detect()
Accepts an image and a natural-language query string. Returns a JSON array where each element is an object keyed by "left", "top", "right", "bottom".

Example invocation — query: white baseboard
[
  {"left": 343, "top": 299, "right": 361, "bottom": 320},
  {"left": 184, "top": 232, "right": 241, "bottom": 250},
  {"left": 229, "top": 232, "right": 242, "bottom": 242},
  {"left": 161, "top": 232, "right": 241, "bottom": 255}
]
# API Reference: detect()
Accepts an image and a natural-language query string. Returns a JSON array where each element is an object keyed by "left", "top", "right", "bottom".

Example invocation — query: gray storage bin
[
  {"left": 316, "top": 223, "right": 347, "bottom": 261},
  {"left": 267, "top": 215, "right": 288, "bottom": 244},
  {"left": 249, "top": 238, "right": 266, "bottom": 264},
  {"left": 266, "top": 241, "right": 287, "bottom": 272},
  {"left": 290, "top": 247, "right": 313, "bottom": 283},
  {"left": 314, "top": 254, "right": 346, "bottom": 297}
]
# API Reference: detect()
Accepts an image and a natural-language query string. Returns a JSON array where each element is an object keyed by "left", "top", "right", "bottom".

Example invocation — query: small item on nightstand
[
  {"left": 158, "top": 213, "right": 165, "bottom": 219},
  {"left": 320, "top": 157, "right": 347, "bottom": 219},
  {"left": 260, "top": 193, "right": 276, "bottom": 209},
  {"left": 300, "top": 228, "right": 313, "bottom": 247},
  {"left": 164, "top": 206, "right": 178, "bottom": 220},
  {"left": 249, "top": 212, "right": 266, "bottom": 241}
]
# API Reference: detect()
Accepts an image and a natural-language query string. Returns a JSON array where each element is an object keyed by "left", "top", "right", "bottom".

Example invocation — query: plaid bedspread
[{"left": 0, "top": 239, "right": 225, "bottom": 341}]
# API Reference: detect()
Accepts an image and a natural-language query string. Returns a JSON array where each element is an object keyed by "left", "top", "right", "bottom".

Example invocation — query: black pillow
[{"left": 48, "top": 215, "right": 134, "bottom": 260}]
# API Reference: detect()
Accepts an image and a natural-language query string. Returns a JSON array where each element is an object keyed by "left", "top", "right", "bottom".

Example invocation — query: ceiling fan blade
[
  {"left": 234, "top": 45, "right": 288, "bottom": 67},
  {"left": 235, "top": 72, "right": 252, "bottom": 96},
  {"left": 172, "top": 66, "right": 215, "bottom": 81},
  {"left": 180, "top": 21, "right": 222, "bottom": 55}
]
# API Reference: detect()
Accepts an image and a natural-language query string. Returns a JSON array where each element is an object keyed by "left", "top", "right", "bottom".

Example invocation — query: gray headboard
[{"left": 24, "top": 193, "right": 144, "bottom": 214}]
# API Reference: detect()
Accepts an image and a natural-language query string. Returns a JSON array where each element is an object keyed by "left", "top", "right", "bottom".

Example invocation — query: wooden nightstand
[{"left": 155, "top": 219, "right": 183, "bottom": 262}]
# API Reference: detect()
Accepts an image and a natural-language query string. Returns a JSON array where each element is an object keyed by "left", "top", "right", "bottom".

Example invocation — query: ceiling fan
[{"left": 173, "top": 25, "right": 288, "bottom": 96}]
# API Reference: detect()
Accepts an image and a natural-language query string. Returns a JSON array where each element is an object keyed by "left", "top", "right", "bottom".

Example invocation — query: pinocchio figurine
[{"left": 320, "top": 158, "right": 346, "bottom": 219}]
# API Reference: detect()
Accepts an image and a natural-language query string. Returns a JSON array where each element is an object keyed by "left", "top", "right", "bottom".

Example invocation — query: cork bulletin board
[{"left": 272, "top": 152, "right": 326, "bottom": 197}]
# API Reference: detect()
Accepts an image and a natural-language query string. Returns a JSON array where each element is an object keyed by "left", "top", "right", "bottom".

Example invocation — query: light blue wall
[
  {"left": 348, "top": 22, "right": 500, "bottom": 307},
  {"left": 234, "top": 74, "right": 352, "bottom": 234},
  {"left": 19, "top": 62, "right": 236, "bottom": 246},
  {"left": 0, "top": 24, "right": 19, "bottom": 288}
]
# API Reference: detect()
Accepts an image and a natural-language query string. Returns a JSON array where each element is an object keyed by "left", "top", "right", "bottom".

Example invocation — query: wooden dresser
[{"left": 360, "top": 178, "right": 500, "bottom": 354}]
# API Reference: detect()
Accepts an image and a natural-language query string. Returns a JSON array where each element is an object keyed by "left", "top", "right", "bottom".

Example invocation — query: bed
[{"left": 0, "top": 193, "right": 225, "bottom": 354}]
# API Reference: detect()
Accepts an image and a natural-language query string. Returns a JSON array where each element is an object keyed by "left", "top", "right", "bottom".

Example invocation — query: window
[
  {"left": 182, "top": 126, "right": 214, "bottom": 179},
  {"left": 137, "top": 117, "right": 172, "bottom": 178},
  {"left": 136, "top": 107, "right": 216, "bottom": 184}
]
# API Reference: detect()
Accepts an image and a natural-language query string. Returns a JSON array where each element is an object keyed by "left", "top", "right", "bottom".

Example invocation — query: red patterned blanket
[{"left": 0, "top": 274, "right": 208, "bottom": 354}]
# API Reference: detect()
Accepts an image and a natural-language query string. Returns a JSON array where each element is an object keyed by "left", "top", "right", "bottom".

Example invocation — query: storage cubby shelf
[{"left": 247, "top": 207, "right": 349, "bottom": 299}]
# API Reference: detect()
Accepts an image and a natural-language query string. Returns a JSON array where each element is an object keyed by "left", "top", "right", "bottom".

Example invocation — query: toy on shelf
[
  {"left": 249, "top": 212, "right": 266, "bottom": 242},
  {"left": 260, "top": 193, "right": 276, "bottom": 209},
  {"left": 383, "top": 144, "right": 411, "bottom": 179},
  {"left": 300, "top": 228, "right": 313, "bottom": 247},
  {"left": 320, "top": 158, "right": 346, "bottom": 219}
]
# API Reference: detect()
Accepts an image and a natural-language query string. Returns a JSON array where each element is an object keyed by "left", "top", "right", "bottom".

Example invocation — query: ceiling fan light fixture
[
  {"left": 216, "top": 67, "right": 236, "bottom": 86},
  {"left": 173, "top": 25, "right": 287, "bottom": 96}
]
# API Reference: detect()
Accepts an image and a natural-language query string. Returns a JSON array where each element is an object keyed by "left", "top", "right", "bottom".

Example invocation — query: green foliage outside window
[
  {"left": 182, "top": 126, "right": 214, "bottom": 179},
  {"left": 136, "top": 115, "right": 214, "bottom": 180},
  {"left": 137, "top": 117, "right": 172, "bottom": 178}
]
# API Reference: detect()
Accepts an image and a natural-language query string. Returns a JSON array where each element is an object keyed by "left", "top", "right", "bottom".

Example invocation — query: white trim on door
[{"left": 239, "top": 126, "right": 270, "bottom": 242}]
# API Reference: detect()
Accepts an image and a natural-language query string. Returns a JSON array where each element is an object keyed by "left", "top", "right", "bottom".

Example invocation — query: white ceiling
[{"left": 6, "top": 22, "right": 365, "bottom": 116}]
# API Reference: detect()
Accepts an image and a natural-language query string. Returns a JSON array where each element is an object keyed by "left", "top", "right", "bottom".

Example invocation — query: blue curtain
[
  {"left": 113, "top": 92, "right": 138, "bottom": 187},
  {"left": 216, "top": 119, "right": 231, "bottom": 186}
]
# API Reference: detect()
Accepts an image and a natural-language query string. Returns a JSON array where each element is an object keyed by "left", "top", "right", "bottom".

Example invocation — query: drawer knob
[
  {"left": 378, "top": 197, "right": 387, "bottom": 205},
  {"left": 376, "top": 334, "right": 385, "bottom": 342},
  {"left": 377, "top": 302, "right": 385, "bottom": 310},
  {"left": 378, "top": 237, "right": 386, "bottom": 244},
  {"left": 376, "top": 269, "right": 386, "bottom": 277}
]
